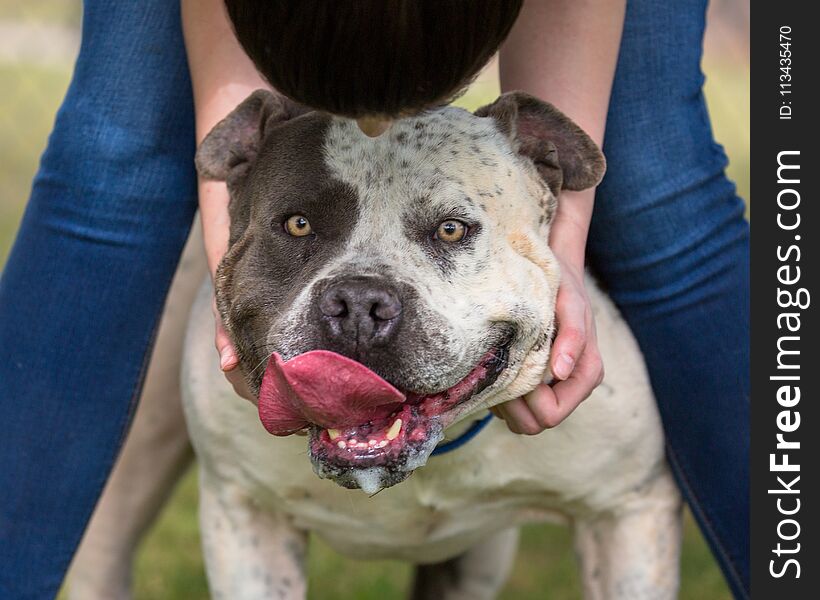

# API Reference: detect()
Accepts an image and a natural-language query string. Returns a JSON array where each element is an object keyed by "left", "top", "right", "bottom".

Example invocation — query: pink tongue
[{"left": 258, "top": 350, "right": 406, "bottom": 435}]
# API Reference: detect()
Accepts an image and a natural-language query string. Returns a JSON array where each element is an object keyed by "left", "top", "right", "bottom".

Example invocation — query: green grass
[
  {"left": 0, "top": 62, "right": 71, "bottom": 262},
  {"left": 5, "top": 21, "right": 741, "bottom": 599},
  {"left": 0, "top": 0, "right": 81, "bottom": 26},
  {"left": 703, "top": 60, "right": 750, "bottom": 212}
]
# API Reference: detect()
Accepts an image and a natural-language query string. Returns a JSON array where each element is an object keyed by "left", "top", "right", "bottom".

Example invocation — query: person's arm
[
  {"left": 495, "top": 0, "right": 626, "bottom": 433},
  {"left": 182, "top": 0, "right": 270, "bottom": 397}
]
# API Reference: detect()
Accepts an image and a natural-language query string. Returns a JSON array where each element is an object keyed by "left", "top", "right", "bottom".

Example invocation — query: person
[{"left": 0, "top": 1, "right": 749, "bottom": 598}]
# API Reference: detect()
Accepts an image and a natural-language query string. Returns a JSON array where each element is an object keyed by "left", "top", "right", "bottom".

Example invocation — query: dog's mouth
[
  {"left": 257, "top": 337, "right": 510, "bottom": 493},
  {"left": 307, "top": 343, "right": 509, "bottom": 492}
]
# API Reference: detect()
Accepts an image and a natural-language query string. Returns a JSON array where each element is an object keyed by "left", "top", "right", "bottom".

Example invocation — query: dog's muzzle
[{"left": 256, "top": 339, "right": 511, "bottom": 493}]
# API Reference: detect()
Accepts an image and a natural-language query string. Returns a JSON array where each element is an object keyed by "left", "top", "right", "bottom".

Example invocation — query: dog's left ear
[{"left": 476, "top": 91, "right": 606, "bottom": 195}]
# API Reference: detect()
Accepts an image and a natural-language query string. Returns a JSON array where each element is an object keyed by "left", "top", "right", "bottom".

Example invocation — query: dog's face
[{"left": 196, "top": 91, "right": 604, "bottom": 492}]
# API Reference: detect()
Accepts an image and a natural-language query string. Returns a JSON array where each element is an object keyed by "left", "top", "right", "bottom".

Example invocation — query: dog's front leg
[
  {"left": 199, "top": 470, "right": 308, "bottom": 600},
  {"left": 573, "top": 471, "right": 682, "bottom": 600}
]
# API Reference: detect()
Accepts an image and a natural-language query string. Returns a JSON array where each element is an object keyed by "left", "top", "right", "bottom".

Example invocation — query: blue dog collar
[{"left": 431, "top": 412, "right": 494, "bottom": 456}]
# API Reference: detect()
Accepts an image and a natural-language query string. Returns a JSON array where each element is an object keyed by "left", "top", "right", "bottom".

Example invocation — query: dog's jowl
[{"left": 69, "top": 91, "right": 682, "bottom": 600}]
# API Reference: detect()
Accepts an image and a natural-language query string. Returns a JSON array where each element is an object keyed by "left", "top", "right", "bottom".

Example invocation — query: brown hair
[{"left": 223, "top": 0, "right": 523, "bottom": 118}]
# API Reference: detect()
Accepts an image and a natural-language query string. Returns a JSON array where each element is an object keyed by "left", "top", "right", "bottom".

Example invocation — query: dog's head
[{"left": 196, "top": 90, "right": 604, "bottom": 492}]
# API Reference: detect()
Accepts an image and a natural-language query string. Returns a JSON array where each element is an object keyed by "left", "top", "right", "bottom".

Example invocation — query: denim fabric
[
  {"left": 0, "top": 2, "right": 197, "bottom": 598},
  {"left": 0, "top": 0, "right": 748, "bottom": 598}
]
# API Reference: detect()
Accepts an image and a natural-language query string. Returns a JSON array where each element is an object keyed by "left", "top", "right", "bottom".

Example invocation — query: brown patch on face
[{"left": 506, "top": 230, "right": 555, "bottom": 275}]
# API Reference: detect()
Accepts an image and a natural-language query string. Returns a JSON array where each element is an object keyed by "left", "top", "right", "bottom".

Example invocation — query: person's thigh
[
  {"left": 589, "top": 0, "right": 750, "bottom": 597},
  {"left": 0, "top": 1, "right": 197, "bottom": 596}
]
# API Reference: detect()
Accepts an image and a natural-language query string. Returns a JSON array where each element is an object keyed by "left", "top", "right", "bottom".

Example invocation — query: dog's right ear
[{"left": 195, "top": 89, "right": 308, "bottom": 193}]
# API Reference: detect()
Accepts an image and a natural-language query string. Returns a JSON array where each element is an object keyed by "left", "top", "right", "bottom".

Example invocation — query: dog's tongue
[{"left": 258, "top": 350, "right": 406, "bottom": 435}]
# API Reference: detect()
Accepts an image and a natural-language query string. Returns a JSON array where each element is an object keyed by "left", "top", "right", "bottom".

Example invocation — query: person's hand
[
  {"left": 199, "top": 178, "right": 254, "bottom": 401},
  {"left": 492, "top": 258, "right": 603, "bottom": 433}
]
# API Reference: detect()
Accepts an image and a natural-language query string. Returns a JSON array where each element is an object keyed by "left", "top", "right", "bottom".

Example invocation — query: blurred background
[{"left": 1, "top": 1, "right": 748, "bottom": 598}]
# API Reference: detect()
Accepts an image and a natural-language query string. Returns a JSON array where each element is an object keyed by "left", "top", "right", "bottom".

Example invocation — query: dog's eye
[
  {"left": 435, "top": 219, "right": 468, "bottom": 243},
  {"left": 284, "top": 215, "right": 313, "bottom": 237}
]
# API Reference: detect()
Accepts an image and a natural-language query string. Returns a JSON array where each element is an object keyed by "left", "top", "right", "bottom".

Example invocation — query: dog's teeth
[
  {"left": 377, "top": 440, "right": 388, "bottom": 448},
  {"left": 368, "top": 439, "right": 377, "bottom": 446},
  {"left": 349, "top": 438, "right": 358, "bottom": 445},
  {"left": 386, "top": 418, "right": 402, "bottom": 441},
  {"left": 337, "top": 440, "right": 346, "bottom": 449},
  {"left": 328, "top": 429, "right": 341, "bottom": 440}
]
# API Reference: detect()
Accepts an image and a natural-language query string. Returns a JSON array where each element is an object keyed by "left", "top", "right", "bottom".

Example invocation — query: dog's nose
[{"left": 319, "top": 278, "right": 402, "bottom": 348}]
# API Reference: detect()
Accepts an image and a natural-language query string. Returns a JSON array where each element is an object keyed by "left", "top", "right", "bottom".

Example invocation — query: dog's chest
[
  {"left": 186, "top": 387, "right": 569, "bottom": 562},
  {"left": 184, "top": 354, "right": 661, "bottom": 563},
  {"left": 244, "top": 426, "right": 569, "bottom": 562}
]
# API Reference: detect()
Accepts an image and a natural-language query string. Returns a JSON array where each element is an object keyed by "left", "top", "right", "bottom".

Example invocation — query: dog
[{"left": 68, "top": 90, "right": 682, "bottom": 599}]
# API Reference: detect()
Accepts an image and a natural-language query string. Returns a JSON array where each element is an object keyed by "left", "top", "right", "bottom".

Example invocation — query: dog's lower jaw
[
  {"left": 304, "top": 340, "right": 513, "bottom": 493},
  {"left": 310, "top": 420, "right": 445, "bottom": 494}
]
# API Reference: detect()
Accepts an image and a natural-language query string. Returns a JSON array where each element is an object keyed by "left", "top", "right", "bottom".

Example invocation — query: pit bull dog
[{"left": 69, "top": 90, "right": 682, "bottom": 599}]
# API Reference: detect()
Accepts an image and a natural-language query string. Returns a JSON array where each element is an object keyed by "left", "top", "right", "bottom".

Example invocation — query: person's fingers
[
  {"left": 212, "top": 299, "right": 254, "bottom": 400},
  {"left": 522, "top": 384, "right": 579, "bottom": 430},
  {"left": 198, "top": 180, "right": 231, "bottom": 277},
  {"left": 212, "top": 298, "right": 238, "bottom": 370},
  {"left": 198, "top": 180, "right": 255, "bottom": 401},
  {"left": 550, "top": 285, "right": 588, "bottom": 381},
  {"left": 216, "top": 322, "right": 254, "bottom": 401},
  {"left": 223, "top": 365, "right": 254, "bottom": 401},
  {"left": 215, "top": 319, "right": 238, "bottom": 371},
  {"left": 497, "top": 335, "right": 603, "bottom": 434},
  {"left": 524, "top": 336, "right": 604, "bottom": 428},
  {"left": 494, "top": 397, "right": 544, "bottom": 435}
]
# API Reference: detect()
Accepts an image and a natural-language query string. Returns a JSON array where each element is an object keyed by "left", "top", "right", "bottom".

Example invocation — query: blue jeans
[{"left": 0, "top": 0, "right": 749, "bottom": 598}]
